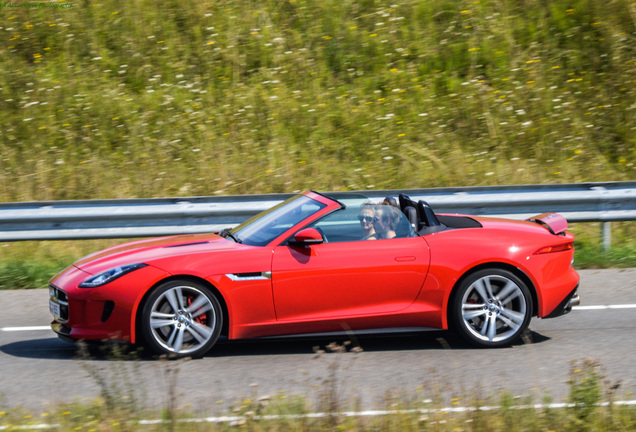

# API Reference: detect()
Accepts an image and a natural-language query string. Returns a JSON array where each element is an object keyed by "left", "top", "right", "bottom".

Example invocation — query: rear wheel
[
  {"left": 451, "top": 269, "right": 532, "bottom": 348},
  {"left": 141, "top": 280, "right": 222, "bottom": 358}
]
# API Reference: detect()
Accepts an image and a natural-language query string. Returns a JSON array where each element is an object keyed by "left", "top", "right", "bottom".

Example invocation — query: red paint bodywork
[{"left": 49, "top": 191, "right": 579, "bottom": 346}]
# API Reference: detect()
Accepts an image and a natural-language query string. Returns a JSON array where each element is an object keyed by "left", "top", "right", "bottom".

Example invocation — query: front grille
[{"left": 49, "top": 285, "right": 69, "bottom": 322}]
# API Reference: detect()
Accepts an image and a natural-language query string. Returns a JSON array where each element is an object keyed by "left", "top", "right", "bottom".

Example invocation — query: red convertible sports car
[{"left": 49, "top": 191, "right": 580, "bottom": 357}]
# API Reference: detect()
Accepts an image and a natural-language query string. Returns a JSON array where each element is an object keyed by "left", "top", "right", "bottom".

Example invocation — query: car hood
[{"left": 73, "top": 233, "right": 238, "bottom": 275}]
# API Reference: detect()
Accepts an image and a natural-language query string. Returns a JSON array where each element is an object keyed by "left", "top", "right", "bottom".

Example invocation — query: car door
[{"left": 271, "top": 237, "right": 430, "bottom": 322}]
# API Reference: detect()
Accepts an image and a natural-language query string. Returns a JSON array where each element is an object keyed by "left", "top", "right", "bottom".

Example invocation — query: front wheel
[
  {"left": 451, "top": 269, "right": 532, "bottom": 348},
  {"left": 140, "top": 280, "right": 222, "bottom": 358}
]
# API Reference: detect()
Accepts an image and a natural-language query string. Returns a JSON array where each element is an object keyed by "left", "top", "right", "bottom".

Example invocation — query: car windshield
[{"left": 228, "top": 194, "right": 327, "bottom": 246}]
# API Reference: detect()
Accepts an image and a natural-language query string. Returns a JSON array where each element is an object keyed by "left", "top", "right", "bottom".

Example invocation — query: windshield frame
[{"left": 227, "top": 192, "right": 339, "bottom": 246}]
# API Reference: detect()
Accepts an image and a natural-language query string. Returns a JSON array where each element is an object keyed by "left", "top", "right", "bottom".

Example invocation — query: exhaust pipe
[{"left": 568, "top": 292, "right": 581, "bottom": 308}]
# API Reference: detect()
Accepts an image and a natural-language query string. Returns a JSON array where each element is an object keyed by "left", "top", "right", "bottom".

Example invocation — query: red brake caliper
[{"left": 187, "top": 296, "right": 207, "bottom": 326}]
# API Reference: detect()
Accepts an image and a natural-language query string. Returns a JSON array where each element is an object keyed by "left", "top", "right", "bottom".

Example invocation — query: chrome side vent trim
[{"left": 226, "top": 271, "right": 272, "bottom": 281}]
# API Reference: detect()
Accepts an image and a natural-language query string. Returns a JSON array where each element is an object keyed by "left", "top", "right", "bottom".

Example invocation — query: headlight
[{"left": 79, "top": 263, "right": 147, "bottom": 288}]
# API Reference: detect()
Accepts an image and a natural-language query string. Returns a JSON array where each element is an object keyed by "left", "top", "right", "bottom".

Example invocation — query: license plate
[{"left": 49, "top": 300, "right": 61, "bottom": 318}]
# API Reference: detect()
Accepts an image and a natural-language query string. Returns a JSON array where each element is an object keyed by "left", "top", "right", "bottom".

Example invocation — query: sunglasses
[{"left": 358, "top": 216, "right": 373, "bottom": 223}]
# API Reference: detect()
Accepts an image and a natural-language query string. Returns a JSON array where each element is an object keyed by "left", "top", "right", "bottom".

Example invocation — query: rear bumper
[{"left": 543, "top": 286, "right": 580, "bottom": 319}]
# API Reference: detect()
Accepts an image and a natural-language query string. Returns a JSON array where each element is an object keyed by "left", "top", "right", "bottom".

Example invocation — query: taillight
[{"left": 534, "top": 242, "right": 573, "bottom": 254}]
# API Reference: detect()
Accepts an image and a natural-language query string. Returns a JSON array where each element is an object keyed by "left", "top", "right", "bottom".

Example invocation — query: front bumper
[
  {"left": 50, "top": 322, "right": 74, "bottom": 342},
  {"left": 48, "top": 264, "right": 170, "bottom": 344},
  {"left": 49, "top": 280, "right": 125, "bottom": 341},
  {"left": 543, "top": 286, "right": 580, "bottom": 319}
]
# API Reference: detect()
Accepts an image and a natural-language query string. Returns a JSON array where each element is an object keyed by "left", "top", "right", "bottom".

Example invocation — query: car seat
[{"left": 417, "top": 200, "right": 447, "bottom": 235}]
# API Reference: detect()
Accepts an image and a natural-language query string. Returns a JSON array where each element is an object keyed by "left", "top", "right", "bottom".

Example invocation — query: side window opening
[{"left": 309, "top": 199, "right": 415, "bottom": 243}]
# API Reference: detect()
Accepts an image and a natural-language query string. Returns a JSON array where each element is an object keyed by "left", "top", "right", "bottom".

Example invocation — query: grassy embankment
[
  {"left": 1, "top": 0, "right": 635, "bottom": 285},
  {"left": 0, "top": 0, "right": 634, "bottom": 200}
]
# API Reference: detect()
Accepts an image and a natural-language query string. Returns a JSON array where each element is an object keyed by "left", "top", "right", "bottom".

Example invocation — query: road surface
[{"left": 1, "top": 268, "right": 634, "bottom": 414}]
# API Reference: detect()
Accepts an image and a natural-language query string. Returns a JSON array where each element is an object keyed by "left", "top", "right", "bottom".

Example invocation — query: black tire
[
  {"left": 140, "top": 280, "right": 222, "bottom": 358},
  {"left": 451, "top": 269, "right": 532, "bottom": 348}
]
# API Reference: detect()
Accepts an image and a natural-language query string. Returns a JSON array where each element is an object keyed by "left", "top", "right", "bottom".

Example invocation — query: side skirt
[{"left": 244, "top": 326, "right": 441, "bottom": 341}]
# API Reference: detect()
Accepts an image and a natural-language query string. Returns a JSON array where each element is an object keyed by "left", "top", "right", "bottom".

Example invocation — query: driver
[{"left": 358, "top": 202, "right": 376, "bottom": 240}]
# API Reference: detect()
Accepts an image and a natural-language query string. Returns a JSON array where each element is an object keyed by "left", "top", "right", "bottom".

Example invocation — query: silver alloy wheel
[
  {"left": 460, "top": 274, "right": 528, "bottom": 343},
  {"left": 148, "top": 285, "right": 217, "bottom": 355}
]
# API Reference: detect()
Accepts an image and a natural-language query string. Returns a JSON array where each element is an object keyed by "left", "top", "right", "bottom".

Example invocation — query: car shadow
[
  {"left": 207, "top": 328, "right": 551, "bottom": 358},
  {"left": 0, "top": 329, "right": 550, "bottom": 361}
]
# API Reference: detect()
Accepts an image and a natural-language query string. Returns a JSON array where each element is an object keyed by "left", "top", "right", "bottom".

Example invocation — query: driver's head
[{"left": 358, "top": 203, "right": 375, "bottom": 231}]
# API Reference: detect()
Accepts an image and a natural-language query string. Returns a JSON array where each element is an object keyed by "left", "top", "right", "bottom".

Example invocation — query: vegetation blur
[
  {"left": 1, "top": 350, "right": 635, "bottom": 431},
  {"left": 0, "top": 0, "right": 634, "bottom": 202}
]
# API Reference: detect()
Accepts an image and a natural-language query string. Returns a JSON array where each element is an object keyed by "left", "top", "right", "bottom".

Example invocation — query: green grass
[
  {"left": 0, "top": 260, "right": 63, "bottom": 290},
  {"left": 575, "top": 244, "right": 636, "bottom": 269},
  {"left": 0, "top": 0, "right": 634, "bottom": 201},
  {"left": 570, "top": 221, "right": 636, "bottom": 268},
  {"left": 0, "top": 238, "right": 121, "bottom": 290}
]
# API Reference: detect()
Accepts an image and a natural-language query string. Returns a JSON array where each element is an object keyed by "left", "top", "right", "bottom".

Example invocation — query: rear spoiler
[{"left": 526, "top": 212, "right": 568, "bottom": 235}]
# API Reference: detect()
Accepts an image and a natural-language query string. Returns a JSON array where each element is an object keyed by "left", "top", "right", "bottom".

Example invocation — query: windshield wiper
[{"left": 219, "top": 228, "right": 242, "bottom": 243}]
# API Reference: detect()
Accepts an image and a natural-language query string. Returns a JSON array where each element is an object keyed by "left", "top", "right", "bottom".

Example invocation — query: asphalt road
[{"left": 1, "top": 268, "right": 635, "bottom": 414}]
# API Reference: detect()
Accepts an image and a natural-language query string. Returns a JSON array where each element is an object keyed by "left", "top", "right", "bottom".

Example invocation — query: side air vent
[
  {"left": 226, "top": 271, "right": 272, "bottom": 281},
  {"left": 101, "top": 301, "right": 115, "bottom": 322}
]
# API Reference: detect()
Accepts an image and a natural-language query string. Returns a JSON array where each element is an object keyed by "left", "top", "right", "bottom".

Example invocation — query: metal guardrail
[{"left": 1, "top": 182, "right": 635, "bottom": 247}]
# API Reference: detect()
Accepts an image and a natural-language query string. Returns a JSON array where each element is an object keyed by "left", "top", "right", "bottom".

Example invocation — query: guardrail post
[{"left": 602, "top": 222, "right": 611, "bottom": 251}]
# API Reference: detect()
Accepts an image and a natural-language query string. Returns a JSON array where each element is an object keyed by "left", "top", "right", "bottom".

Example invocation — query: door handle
[{"left": 395, "top": 256, "right": 416, "bottom": 262}]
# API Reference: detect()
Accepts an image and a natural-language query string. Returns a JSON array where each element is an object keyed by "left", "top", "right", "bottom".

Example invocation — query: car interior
[{"left": 302, "top": 194, "right": 483, "bottom": 244}]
